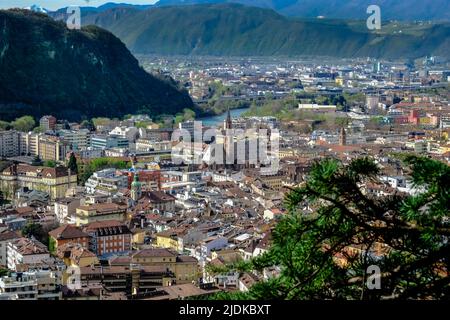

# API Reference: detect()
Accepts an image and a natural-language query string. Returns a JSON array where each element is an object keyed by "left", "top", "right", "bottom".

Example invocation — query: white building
[
  {"left": 0, "top": 270, "right": 62, "bottom": 300},
  {"left": 200, "top": 236, "right": 228, "bottom": 258},
  {"left": 59, "top": 129, "right": 91, "bottom": 150},
  {"left": 7, "top": 238, "right": 50, "bottom": 271},
  {"left": 0, "top": 230, "right": 20, "bottom": 267},
  {"left": 54, "top": 198, "right": 81, "bottom": 224},
  {"left": 85, "top": 168, "right": 128, "bottom": 195},
  {"left": 109, "top": 126, "right": 139, "bottom": 142}
]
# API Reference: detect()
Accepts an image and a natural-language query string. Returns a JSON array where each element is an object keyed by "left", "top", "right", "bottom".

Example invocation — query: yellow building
[
  {"left": 131, "top": 228, "right": 146, "bottom": 247},
  {"left": 75, "top": 203, "right": 127, "bottom": 226},
  {"left": 38, "top": 136, "right": 70, "bottom": 162},
  {"left": 0, "top": 164, "right": 77, "bottom": 200},
  {"left": 131, "top": 248, "right": 199, "bottom": 284},
  {"left": 155, "top": 229, "right": 184, "bottom": 252}
]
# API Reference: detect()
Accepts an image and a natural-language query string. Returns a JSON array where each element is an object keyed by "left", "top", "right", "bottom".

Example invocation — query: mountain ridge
[
  {"left": 0, "top": 9, "right": 194, "bottom": 122},
  {"left": 74, "top": 4, "right": 450, "bottom": 59}
]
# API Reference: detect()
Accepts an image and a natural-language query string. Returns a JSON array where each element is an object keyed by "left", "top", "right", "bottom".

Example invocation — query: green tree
[
  {"left": 43, "top": 160, "right": 56, "bottom": 168},
  {"left": 0, "top": 121, "right": 11, "bottom": 130},
  {"left": 31, "top": 155, "right": 43, "bottom": 166},
  {"left": 11, "top": 116, "right": 36, "bottom": 132},
  {"left": 22, "top": 223, "right": 48, "bottom": 246},
  {"left": 80, "top": 119, "right": 95, "bottom": 131},
  {"left": 212, "top": 155, "right": 449, "bottom": 300},
  {"left": 0, "top": 267, "right": 8, "bottom": 277},
  {"left": 67, "top": 152, "right": 78, "bottom": 174}
]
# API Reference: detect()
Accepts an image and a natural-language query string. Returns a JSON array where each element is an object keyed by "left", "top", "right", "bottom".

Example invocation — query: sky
[{"left": 0, "top": 1, "right": 158, "bottom": 11}]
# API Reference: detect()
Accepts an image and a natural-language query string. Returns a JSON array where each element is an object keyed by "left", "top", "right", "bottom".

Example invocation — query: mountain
[
  {"left": 0, "top": 9, "right": 193, "bottom": 122},
  {"left": 76, "top": 4, "right": 450, "bottom": 59},
  {"left": 154, "top": 0, "right": 450, "bottom": 21}
]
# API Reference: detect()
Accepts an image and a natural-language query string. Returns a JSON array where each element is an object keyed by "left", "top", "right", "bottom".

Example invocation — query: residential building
[
  {"left": 7, "top": 238, "right": 50, "bottom": 271},
  {"left": 59, "top": 129, "right": 91, "bottom": 150},
  {"left": 0, "top": 270, "right": 62, "bottom": 300},
  {"left": 74, "top": 203, "right": 127, "bottom": 226},
  {"left": 0, "top": 130, "right": 21, "bottom": 158},
  {"left": 83, "top": 220, "right": 132, "bottom": 256},
  {"left": 39, "top": 115, "right": 57, "bottom": 131},
  {"left": 54, "top": 198, "right": 81, "bottom": 224},
  {"left": 131, "top": 248, "right": 199, "bottom": 284},
  {"left": 48, "top": 225, "right": 90, "bottom": 253},
  {"left": 85, "top": 169, "right": 128, "bottom": 195},
  {"left": 0, "top": 230, "right": 20, "bottom": 267}
]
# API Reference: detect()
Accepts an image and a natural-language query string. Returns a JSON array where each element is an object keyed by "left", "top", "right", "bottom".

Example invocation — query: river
[{"left": 197, "top": 108, "right": 249, "bottom": 127}]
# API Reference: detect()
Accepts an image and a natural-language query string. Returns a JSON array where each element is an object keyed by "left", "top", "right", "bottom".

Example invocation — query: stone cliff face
[{"left": 0, "top": 9, "right": 193, "bottom": 122}]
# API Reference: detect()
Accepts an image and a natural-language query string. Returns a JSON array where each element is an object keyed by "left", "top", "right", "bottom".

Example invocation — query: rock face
[{"left": 0, "top": 9, "right": 193, "bottom": 122}]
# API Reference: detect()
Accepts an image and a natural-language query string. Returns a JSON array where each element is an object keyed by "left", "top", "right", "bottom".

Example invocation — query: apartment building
[
  {"left": 74, "top": 202, "right": 127, "bottom": 226},
  {"left": 0, "top": 230, "right": 20, "bottom": 267},
  {"left": 85, "top": 168, "right": 128, "bottom": 195},
  {"left": 38, "top": 136, "right": 70, "bottom": 162},
  {"left": 48, "top": 225, "right": 90, "bottom": 253},
  {"left": 7, "top": 238, "right": 50, "bottom": 271},
  {"left": 83, "top": 220, "right": 132, "bottom": 256},
  {"left": 0, "top": 130, "right": 21, "bottom": 158},
  {"left": 39, "top": 115, "right": 57, "bottom": 131},
  {"left": 59, "top": 129, "right": 91, "bottom": 150},
  {"left": 0, "top": 270, "right": 62, "bottom": 300}
]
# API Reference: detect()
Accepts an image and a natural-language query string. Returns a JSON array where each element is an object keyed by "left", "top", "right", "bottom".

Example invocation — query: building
[
  {"left": 48, "top": 225, "right": 90, "bottom": 253},
  {"left": 131, "top": 248, "right": 199, "bottom": 284},
  {"left": 91, "top": 135, "right": 129, "bottom": 150},
  {"left": 7, "top": 238, "right": 50, "bottom": 271},
  {"left": 54, "top": 198, "right": 81, "bottom": 224},
  {"left": 0, "top": 130, "right": 21, "bottom": 158},
  {"left": 38, "top": 136, "right": 70, "bottom": 162},
  {"left": 109, "top": 126, "right": 139, "bottom": 142},
  {"left": 178, "top": 121, "right": 201, "bottom": 141},
  {"left": 56, "top": 243, "right": 99, "bottom": 269},
  {"left": 0, "top": 270, "right": 62, "bottom": 300},
  {"left": 83, "top": 220, "right": 132, "bottom": 256},
  {"left": 79, "top": 265, "right": 174, "bottom": 296},
  {"left": 0, "top": 230, "right": 20, "bottom": 267},
  {"left": 74, "top": 203, "right": 127, "bottom": 226},
  {"left": 298, "top": 104, "right": 337, "bottom": 113},
  {"left": 19, "top": 132, "right": 39, "bottom": 156},
  {"left": 85, "top": 169, "right": 128, "bottom": 195},
  {"left": 147, "top": 191, "right": 176, "bottom": 212},
  {"left": 59, "top": 129, "right": 91, "bottom": 150},
  {"left": 0, "top": 164, "right": 77, "bottom": 200},
  {"left": 39, "top": 116, "right": 57, "bottom": 131}
]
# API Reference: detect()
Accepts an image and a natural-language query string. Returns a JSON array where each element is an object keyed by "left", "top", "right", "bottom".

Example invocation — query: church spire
[{"left": 225, "top": 107, "right": 232, "bottom": 130}]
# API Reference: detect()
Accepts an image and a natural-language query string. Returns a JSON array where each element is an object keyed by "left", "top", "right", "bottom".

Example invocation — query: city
[{"left": 0, "top": 0, "right": 449, "bottom": 309}]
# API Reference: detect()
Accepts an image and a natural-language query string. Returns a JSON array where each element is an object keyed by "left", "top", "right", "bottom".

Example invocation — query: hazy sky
[{"left": 0, "top": 1, "right": 158, "bottom": 11}]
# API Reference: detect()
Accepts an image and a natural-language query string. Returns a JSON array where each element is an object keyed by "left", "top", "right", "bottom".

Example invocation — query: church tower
[
  {"left": 224, "top": 107, "right": 232, "bottom": 130},
  {"left": 131, "top": 172, "right": 142, "bottom": 202}
]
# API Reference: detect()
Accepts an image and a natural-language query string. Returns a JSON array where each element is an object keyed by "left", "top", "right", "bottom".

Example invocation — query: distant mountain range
[
  {"left": 0, "top": 9, "right": 193, "bottom": 122},
  {"left": 44, "top": 0, "right": 450, "bottom": 21},
  {"left": 54, "top": 4, "right": 450, "bottom": 59},
  {"left": 154, "top": 0, "right": 450, "bottom": 21}
]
